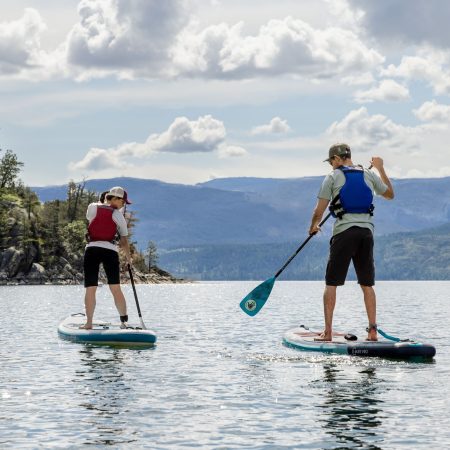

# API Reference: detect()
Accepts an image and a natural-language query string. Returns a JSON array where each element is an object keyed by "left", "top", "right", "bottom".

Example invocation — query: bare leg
[
  {"left": 109, "top": 284, "right": 127, "bottom": 317},
  {"left": 315, "top": 285, "right": 336, "bottom": 341},
  {"left": 361, "top": 285, "right": 377, "bottom": 341},
  {"left": 82, "top": 286, "right": 97, "bottom": 329}
]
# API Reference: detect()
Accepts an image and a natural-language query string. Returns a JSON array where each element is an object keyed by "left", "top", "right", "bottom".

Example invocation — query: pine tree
[
  {"left": 146, "top": 241, "right": 159, "bottom": 271},
  {"left": 0, "top": 149, "right": 24, "bottom": 191}
]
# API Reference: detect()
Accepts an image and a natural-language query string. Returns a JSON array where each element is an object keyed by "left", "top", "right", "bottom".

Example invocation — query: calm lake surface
[{"left": 1, "top": 281, "right": 449, "bottom": 449}]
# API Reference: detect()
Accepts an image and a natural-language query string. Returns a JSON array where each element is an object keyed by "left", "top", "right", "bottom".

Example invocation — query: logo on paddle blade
[{"left": 245, "top": 299, "right": 257, "bottom": 311}]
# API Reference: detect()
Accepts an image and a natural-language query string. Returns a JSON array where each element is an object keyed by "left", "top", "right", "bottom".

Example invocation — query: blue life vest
[{"left": 329, "top": 166, "right": 374, "bottom": 219}]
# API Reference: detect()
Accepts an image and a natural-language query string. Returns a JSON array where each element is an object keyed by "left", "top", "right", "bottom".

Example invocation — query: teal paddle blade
[{"left": 239, "top": 277, "right": 276, "bottom": 316}]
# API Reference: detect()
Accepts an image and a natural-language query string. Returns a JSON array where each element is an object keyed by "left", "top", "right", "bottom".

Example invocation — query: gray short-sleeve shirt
[{"left": 318, "top": 166, "right": 388, "bottom": 236}]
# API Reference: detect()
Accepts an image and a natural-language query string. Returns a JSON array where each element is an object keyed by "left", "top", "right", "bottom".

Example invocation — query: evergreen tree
[
  {"left": 0, "top": 149, "right": 24, "bottom": 190},
  {"left": 146, "top": 240, "right": 159, "bottom": 270}
]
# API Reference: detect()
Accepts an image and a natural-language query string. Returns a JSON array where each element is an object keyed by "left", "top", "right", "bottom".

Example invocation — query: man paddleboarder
[
  {"left": 309, "top": 144, "right": 394, "bottom": 341},
  {"left": 81, "top": 186, "right": 132, "bottom": 329}
]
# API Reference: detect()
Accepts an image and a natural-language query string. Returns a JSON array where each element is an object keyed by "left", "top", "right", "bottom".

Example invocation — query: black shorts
[
  {"left": 325, "top": 226, "right": 375, "bottom": 287},
  {"left": 84, "top": 246, "right": 120, "bottom": 287}
]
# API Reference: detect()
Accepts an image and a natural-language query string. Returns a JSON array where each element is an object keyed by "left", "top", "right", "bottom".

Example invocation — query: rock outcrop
[{"left": 0, "top": 197, "right": 184, "bottom": 285}]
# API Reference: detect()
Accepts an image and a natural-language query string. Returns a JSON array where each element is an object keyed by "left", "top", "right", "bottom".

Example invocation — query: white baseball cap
[{"left": 107, "top": 186, "right": 132, "bottom": 204}]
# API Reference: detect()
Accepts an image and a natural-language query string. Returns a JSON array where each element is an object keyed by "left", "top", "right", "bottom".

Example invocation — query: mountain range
[{"left": 32, "top": 175, "right": 450, "bottom": 280}]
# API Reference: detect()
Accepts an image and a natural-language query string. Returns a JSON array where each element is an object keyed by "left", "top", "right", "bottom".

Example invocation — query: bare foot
[
  {"left": 366, "top": 331, "right": 378, "bottom": 341},
  {"left": 79, "top": 324, "right": 93, "bottom": 330},
  {"left": 314, "top": 332, "right": 332, "bottom": 342}
]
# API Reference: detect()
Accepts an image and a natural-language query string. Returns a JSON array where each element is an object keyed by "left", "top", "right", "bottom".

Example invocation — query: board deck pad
[
  {"left": 58, "top": 314, "right": 157, "bottom": 346},
  {"left": 283, "top": 326, "right": 436, "bottom": 360}
]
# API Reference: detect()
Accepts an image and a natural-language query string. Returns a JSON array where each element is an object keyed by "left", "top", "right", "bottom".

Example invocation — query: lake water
[{"left": 1, "top": 281, "right": 449, "bottom": 449}]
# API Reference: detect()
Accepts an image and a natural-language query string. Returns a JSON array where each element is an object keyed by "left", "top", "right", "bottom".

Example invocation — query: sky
[{"left": 2, "top": 0, "right": 450, "bottom": 186}]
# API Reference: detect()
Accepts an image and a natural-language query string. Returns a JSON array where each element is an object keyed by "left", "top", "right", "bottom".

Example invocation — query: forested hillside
[
  {"left": 159, "top": 223, "right": 450, "bottom": 280},
  {"left": 0, "top": 149, "right": 179, "bottom": 285}
]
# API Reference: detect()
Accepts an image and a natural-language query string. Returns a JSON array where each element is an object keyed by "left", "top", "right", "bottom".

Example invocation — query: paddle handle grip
[{"left": 274, "top": 212, "right": 331, "bottom": 279}]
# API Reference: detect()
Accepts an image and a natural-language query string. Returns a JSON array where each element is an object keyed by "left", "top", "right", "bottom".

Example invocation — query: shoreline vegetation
[{"left": 0, "top": 148, "right": 184, "bottom": 286}]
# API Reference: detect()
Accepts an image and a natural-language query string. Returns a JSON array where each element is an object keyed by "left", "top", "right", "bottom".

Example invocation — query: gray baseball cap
[{"left": 324, "top": 143, "right": 351, "bottom": 162}]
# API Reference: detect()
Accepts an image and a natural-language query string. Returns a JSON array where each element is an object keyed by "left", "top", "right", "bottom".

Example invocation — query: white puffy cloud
[
  {"left": 324, "top": 106, "right": 450, "bottom": 178},
  {"left": 354, "top": 79, "right": 410, "bottom": 103},
  {"left": 381, "top": 53, "right": 450, "bottom": 96},
  {"left": 413, "top": 100, "right": 450, "bottom": 122},
  {"left": 69, "top": 146, "right": 127, "bottom": 170},
  {"left": 144, "top": 115, "right": 226, "bottom": 154},
  {"left": 0, "top": 8, "right": 47, "bottom": 76},
  {"left": 171, "top": 16, "right": 384, "bottom": 80},
  {"left": 2, "top": 3, "right": 385, "bottom": 83},
  {"left": 251, "top": 117, "right": 291, "bottom": 135},
  {"left": 70, "top": 114, "right": 244, "bottom": 171},
  {"left": 326, "top": 107, "right": 420, "bottom": 152},
  {"left": 66, "top": 0, "right": 190, "bottom": 78}
]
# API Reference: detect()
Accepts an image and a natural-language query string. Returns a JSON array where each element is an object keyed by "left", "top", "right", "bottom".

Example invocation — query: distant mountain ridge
[{"left": 32, "top": 175, "right": 450, "bottom": 252}]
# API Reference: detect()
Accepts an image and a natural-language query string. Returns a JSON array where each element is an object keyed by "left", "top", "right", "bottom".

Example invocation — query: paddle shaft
[
  {"left": 274, "top": 212, "right": 331, "bottom": 279},
  {"left": 127, "top": 264, "right": 147, "bottom": 329}
]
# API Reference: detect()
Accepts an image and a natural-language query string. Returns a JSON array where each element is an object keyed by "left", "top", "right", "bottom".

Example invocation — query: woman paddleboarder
[{"left": 81, "top": 186, "right": 132, "bottom": 329}]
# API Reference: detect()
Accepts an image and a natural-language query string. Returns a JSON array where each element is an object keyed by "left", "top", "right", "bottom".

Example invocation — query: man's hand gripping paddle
[{"left": 239, "top": 213, "right": 331, "bottom": 316}]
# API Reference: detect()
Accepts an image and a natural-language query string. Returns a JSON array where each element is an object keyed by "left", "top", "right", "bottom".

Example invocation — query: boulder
[
  {"left": 26, "top": 263, "right": 48, "bottom": 283},
  {"left": 0, "top": 247, "right": 24, "bottom": 278}
]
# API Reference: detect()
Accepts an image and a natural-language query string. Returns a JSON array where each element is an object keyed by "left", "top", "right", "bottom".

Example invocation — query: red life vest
[{"left": 87, "top": 205, "right": 118, "bottom": 242}]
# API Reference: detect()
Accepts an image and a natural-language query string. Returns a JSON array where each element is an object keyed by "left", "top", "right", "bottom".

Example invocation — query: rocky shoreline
[
  {"left": 0, "top": 193, "right": 186, "bottom": 286},
  {"left": 0, "top": 246, "right": 185, "bottom": 286}
]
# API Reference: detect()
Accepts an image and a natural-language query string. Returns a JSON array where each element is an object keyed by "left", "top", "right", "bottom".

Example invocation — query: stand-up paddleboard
[
  {"left": 283, "top": 326, "right": 436, "bottom": 360},
  {"left": 58, "top": 313, "right": 157, "bottom": 347}
]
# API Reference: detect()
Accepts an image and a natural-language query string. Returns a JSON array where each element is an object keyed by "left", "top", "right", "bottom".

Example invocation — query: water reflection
[
  {"left": 74, "top": 346, "right": 136, "bottom": 446},
  {"left": 316, "top": 363, "right": 383, "bottom": 450}
]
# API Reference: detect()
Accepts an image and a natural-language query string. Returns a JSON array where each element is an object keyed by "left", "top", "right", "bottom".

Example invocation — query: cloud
[
  {"left": 326, "top": 107, "right": 420, "bottom": 152},
  {"left": 218, "top": 145, "right": 248, "bottom": 158},
  {"left": 251, "top": 117, "right": 291, "bottom": 135},
  {"left": 171, "top": 16, "right": 384, "bottom": 80},
  {"left": 341, "top": 72, "right": 375, "bottom": 86},
  {"left": 354, "top": 79, "right": 410, "bottom": 103},
  {"left": 2, "top": 3, "right": 385, "bottom": 83},
  {"left": 381, "top": 53, "right": 450, "bottom": 95},
  {"left": 413, "top": 100, "right": 450, "bottom": 122},
  {"left": 66, "top": 0, "right": 190, "bottom": 78},
  {"left": 70, "top": 114, "right": 244, "bottom": 171},
  {"left": 145, "top": 115, "right": 226, "bottom": 154},
  {"left": 69, "top": 146, "right": 127, "bottom": 170},
  {"left": 0, "top": 8, "right": 47, "bottom": 76},
  {"left": 349, "top": 0, "right": 450, "bottom": 48},
  {"left": 320, "top": 106, "right": 450, "bottom": 178}
]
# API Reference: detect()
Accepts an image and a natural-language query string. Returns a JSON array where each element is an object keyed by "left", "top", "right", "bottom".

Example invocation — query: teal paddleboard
[
  {"left": 58, "top": 313, "right": 157, "bottom": 347},
  {"left": 283, "top": 326, "right": 436, "bottom": 360}
]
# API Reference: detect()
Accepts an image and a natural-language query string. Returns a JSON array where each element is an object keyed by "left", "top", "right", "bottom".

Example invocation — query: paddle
[
  {"left": 127, "top": 263, "right": 147, "bottom": 329},
  {"left": 239, "top": 212, "right": 331, "bottom": 316}
]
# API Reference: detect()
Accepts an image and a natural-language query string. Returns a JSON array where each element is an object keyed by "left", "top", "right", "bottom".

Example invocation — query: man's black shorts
[
  {"left": 325, "top": 226, "right": 375, "bottom": 287},
  {"left": 84, "top": 246, "right": 120, "bottom": 287}
]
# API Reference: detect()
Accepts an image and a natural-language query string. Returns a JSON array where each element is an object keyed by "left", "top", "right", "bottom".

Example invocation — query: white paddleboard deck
[{"left": 58, "top": 314, "right": 157, "bottom": 346}]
